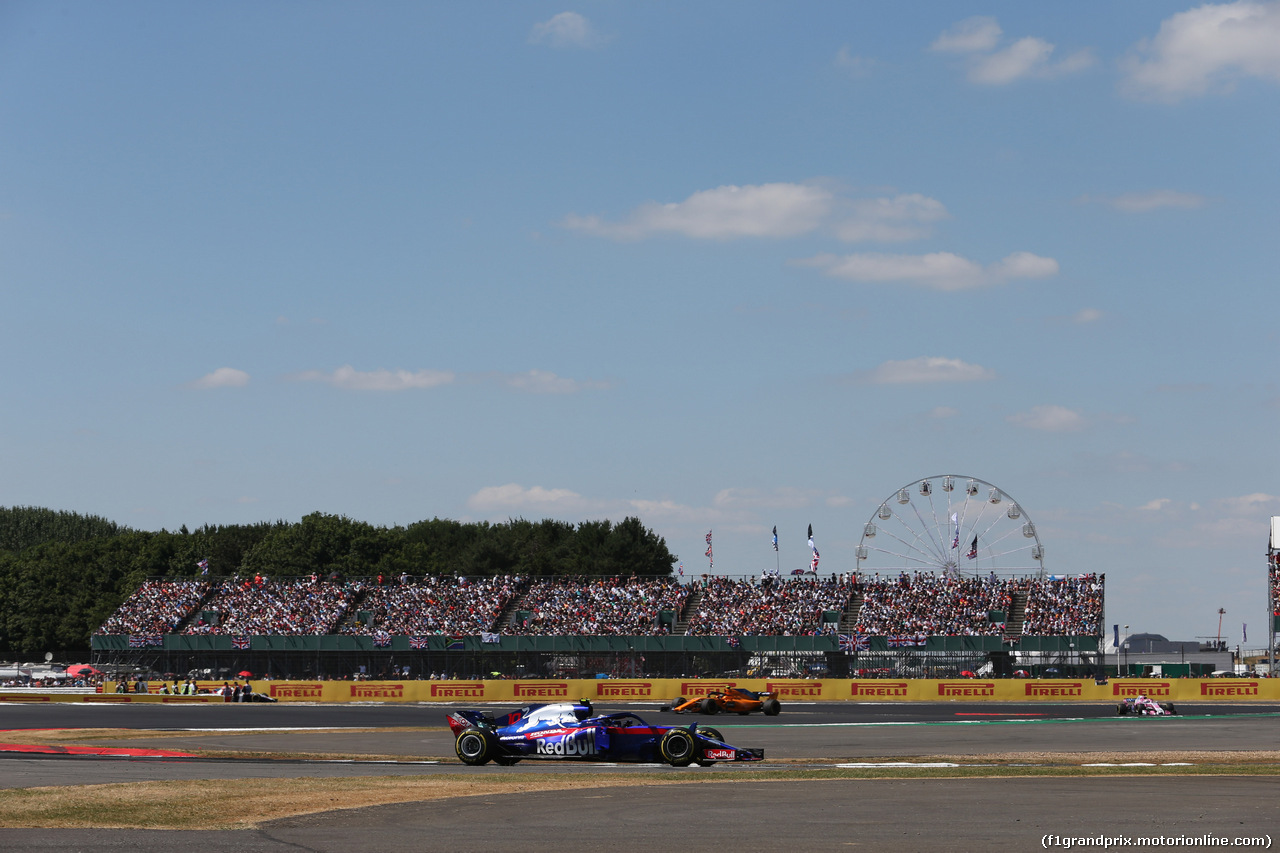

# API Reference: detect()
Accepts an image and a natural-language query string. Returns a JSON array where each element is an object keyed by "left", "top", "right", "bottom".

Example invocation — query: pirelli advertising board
[{"left": 89, "top": 678, "right": 1280, "bottom": 703}]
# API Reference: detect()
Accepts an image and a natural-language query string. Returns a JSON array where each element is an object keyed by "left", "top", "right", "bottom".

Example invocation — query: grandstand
[{"left": 91, "top": 571, "right": 1105, "bottom": 680}]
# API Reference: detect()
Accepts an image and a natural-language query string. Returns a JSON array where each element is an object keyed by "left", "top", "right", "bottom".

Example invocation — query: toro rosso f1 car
[
  {"left": 446, "top": 700, "right": 765, "bottom": 767},
  {"left": 660, "top": 687, "right": 781, "bottom": 716}
]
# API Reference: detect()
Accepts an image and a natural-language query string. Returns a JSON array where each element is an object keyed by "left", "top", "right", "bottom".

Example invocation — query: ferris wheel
[{"left": 855, "top": 475, "right": 1045, "bottom": 578}]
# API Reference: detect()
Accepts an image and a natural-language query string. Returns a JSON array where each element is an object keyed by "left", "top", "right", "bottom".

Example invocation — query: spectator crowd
[
  {"left": 344, "top": 574, "right": 526, "bottom": 636},
  {"left": 96, "top": 579, "right": 212, "bottom": 635},
  {"left": 684, "top": 575, "right": 852, "bottom": 636},
  {"left": 95, "top": 571, "right": 1103, "bottom": 638},
  {"left": 854, "top": 571, "right": 1103, "bottom": 637},
  {"left": 509, "top": 576, "right": 689, "bottom": 635}
]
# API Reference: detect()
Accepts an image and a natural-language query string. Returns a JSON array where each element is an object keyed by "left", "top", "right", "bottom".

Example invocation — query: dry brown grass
[
  {"left": 0, "top": 774, "right": 676, "bottom": 829},
  {"left": 4, "top": 728, "right": 1280, "bottom": 830}
]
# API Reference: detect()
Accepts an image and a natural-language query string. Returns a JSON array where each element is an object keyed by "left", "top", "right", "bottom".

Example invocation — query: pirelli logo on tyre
[
  {"left": 351, "top": 684, "right": 404, "bottom": 700},
  {"left": 1112, "top": 681, "right": 1170, "bottom": 698},
  {"left": 515, "top": 682, "right": 569, "bottom": 698},
  {"left": 938, "top": 681, "right": 996, "bottom": 697},
  {"left": 595, "top": 681, "right": 653, "bottom": 698},
  {"left": 850, "top": 681, "right": 908, "bottom": 697},
  {"left": 1025, "top": 682, "right": 1083, "bottom": 697},
  {"left": 430, "top": 682, "right": 485, "bottom": 699},
  {"left": 270, "top": 683, "right": 324, "bottom": 700},
  {"left": 679, "top": 682, "right": 735, "bottom": 697},
  {"left": 1201, "top": 681, "right": 1259, "bottom": 697},
  {"left": 766, "top": 681, "right": 822, "bottom": 697}
]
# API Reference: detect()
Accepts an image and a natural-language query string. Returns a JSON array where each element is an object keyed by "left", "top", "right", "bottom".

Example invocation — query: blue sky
[{"left": 2, "top": 2, "right": 1278, "bottom": 644}]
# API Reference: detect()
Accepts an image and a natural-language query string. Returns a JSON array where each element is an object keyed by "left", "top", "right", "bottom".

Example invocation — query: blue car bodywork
[{"left": 446, "top": 700, "right": 765, "bottom": 767}]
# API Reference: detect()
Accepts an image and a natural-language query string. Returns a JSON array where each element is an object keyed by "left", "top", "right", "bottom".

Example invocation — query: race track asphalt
[{"left": 2, "top": 702, "right": 1278, "bottom": 851}]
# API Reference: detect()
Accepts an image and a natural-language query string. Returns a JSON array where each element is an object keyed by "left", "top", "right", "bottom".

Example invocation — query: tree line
[{"left": 0, "top": 506, "right": 678, "bottom": 657}]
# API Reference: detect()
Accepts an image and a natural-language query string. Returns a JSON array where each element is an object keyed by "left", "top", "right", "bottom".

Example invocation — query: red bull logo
[
  {"left": 1025, "top": 682, "right": 1083, "bottom": 697},
  {"left": 851, "top": 681, "right": 909, "bottom": 697},
  {"left": 269, "top": 683, "right": 324, "bottom": 700},
  {"left": 351, "top": 684, "right": 404, "bottom": 700},
  {"left": 430, "top": 682, "right": 485, "bottom": 698},
  {"left": 1200, "top": 681, "right": 1259, "bottom": 697},
  {"left": 702, "top": 748, "right": 735, "bottom": 760},
  {"left": 534, "top": 728, "right": 597, "bottom": 757},
  {"left": 766, "top": 681, "right": 822, "bottom": 697},
  {"left": 515, "top": 682, "right": 569, "bottom": 698},
  {"left": 938, "top": 681, "right": 996, "bottom": 697},
  {"left": 679, "top": 682, "right": 736, "bottom": 697},
  {"left": 1111, "top": 681, "right": 1170, "bottom": 697},
  {"left": 596, "top": 681, "right": 653, "bottom": 698}
]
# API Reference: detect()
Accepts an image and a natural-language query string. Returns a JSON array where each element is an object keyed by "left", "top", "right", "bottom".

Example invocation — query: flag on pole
[
  {"left": 967, "top": 536, "right": 978, "bottom": 560},
  {"left": 772, "top": 526, "right": 778, "bottom": 552},
  {"left": 197, "top": 558, "right": 209, "bottom": 576},
  {"left": 678, "top": 562, "right": 684, "bottom": 577},
  {"left": 705, "top": 530, "right": 713, "bottom": 569},
  {"left": 951, "top": 513, "right": 960, "bottom": 548},
  {"left": 1243, "top": 623, "right": 1247, "bottom": 643},
  {"left": 808, "top": 525, "right": 819, "bottom": 571}
]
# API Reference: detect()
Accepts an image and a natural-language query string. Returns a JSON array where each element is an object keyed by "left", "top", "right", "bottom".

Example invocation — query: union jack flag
[
  {"left": 409, "top": 636, "right": 429, "bottom": 649},
  {"left": 232, "top": 636, "right": 250, "bottom": 650},
  {"left": 146, "top": 634, "right": 163, "bottom": 647},
  {"left": 373, "top": 633, "right": 391, "bottom": 647},
  {"left": 727, "top": 637, "right": 740, "bottom": 649},
  {"left": 128, "top": 635, "right": 146, "bottom": 648}
]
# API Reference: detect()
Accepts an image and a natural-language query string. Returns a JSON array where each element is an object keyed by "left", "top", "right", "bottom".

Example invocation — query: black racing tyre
[
  {"left": 762, "top": 698, "right": 781, "bottom": 716},
  {"left": 660, "top": 729, "right": 697, "bottom": 767},
  {"left": 1164, "top": 703, "right": 1177, "bottom": 716},
  {"left": 693, "top": 726, "right": 725, "bottom": 766},
  {"left": 673, "top": 696, "right": 686, "bottom": 707},
  {"left": 1115, "top": 702, "right": 1130, "bottom": 716},
  {"left": 698, "top": 726, "right": 724, "bottom": 742},
  {"left": 455, "top": 728, "right": 496, "bottom": 766},
  {"left": 699, "top": 698, "right": 718, "bottom": 715}
]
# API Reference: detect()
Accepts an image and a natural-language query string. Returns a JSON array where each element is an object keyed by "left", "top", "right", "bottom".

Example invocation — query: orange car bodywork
[{"left": 663, "top": 687, "right": 781, "bottom": 716}]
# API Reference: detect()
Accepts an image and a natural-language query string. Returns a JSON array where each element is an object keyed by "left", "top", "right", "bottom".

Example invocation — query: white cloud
[
  {"left": 1139, "top": 498, "right": 1173, "bottom": 511},
  {"left": 933, "top": 17, "right": 1094, "bottom": 84},
  {"left": 528, "top": 12, "right": 605, "bottom": 49},
  {"left": 564, "top": 183, "right": 951, "bottom": 243},
  {"left": 1007, "top": 404, "right": 1086, "bottom": 431},
  {"left": 833, "top": 193, "right": 949, "bottom": 242},
  {"left": 292, "top": 365, "right": 455, "bottom": 391},
  {"left": 188, "top": 367, "right": 249, "bottom": 389},
  {"left": 468, "top": 483, "right": 585, "bottom": 512},
  {"left": 1218, "top": 492, "right": 1280, "bottom": 514},
  {"left": 857, "top": 357, "right": 995, "bottom": 385},
  {"left": 834, "top": 46, "right": 877, "bottom": 77},
  {"left": 1122, "top": 0, "right": 1280, "bottom": 101},
  {"left": 493, "top": 369, "right": 611, "bottom": 394},
  {"left": 931, "top": 16, "right": 1003, "bottom": 53},
  {"left": 1109, "top": 190, "right": 1207, "bottom": 212},
  {"left": 564, "top": 183, "right": 833, "bottom": 241},
  {"left": 799, "top": 250, "right": 1058, "bottom": 291},
  {"left": 712, "top": 487, "right": 816, "bottom": 510}
]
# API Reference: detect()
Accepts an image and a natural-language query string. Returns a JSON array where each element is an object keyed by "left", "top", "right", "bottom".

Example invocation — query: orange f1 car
[{"left": 660, "top": 686, "right": 782, "bottom": 716}]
